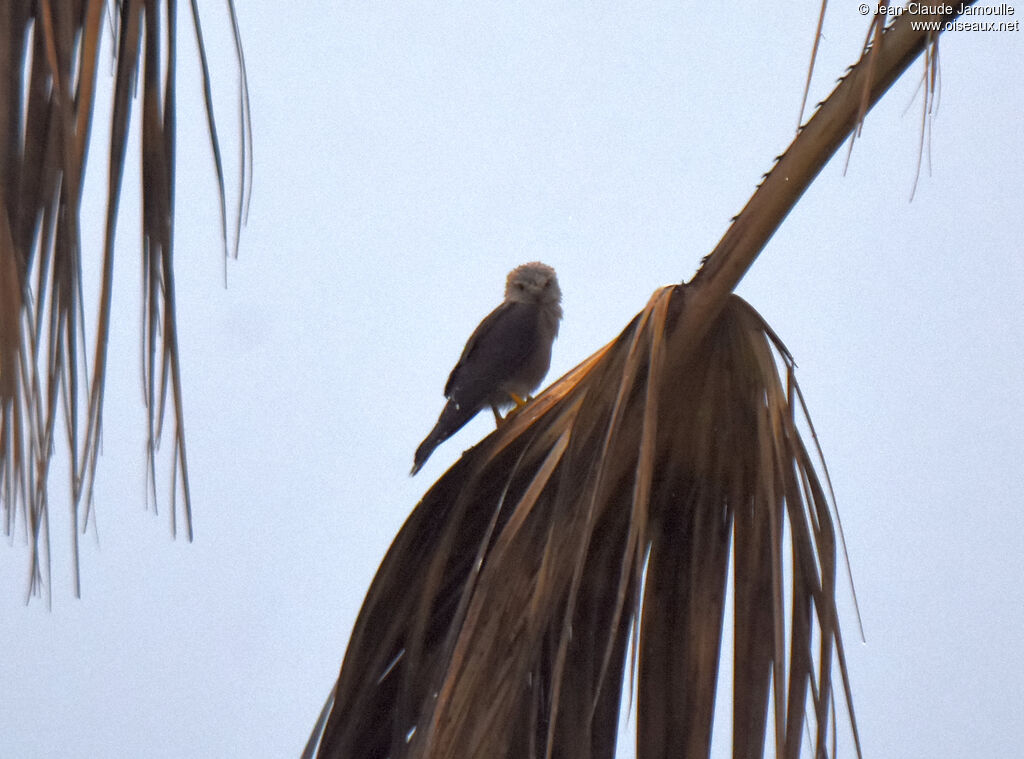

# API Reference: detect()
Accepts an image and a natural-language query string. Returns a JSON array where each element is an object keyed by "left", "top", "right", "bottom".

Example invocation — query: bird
[{"left": 411, "top": 262, "right": 562, "bottom": 475}]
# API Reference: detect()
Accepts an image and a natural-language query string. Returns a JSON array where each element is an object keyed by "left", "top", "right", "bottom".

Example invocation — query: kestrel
[{"left": 411, "top": 262, "right": 562, "bottom": 475}]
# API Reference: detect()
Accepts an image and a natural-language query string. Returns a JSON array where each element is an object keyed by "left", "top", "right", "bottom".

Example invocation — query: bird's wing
[{"left": 444, "top": 301, "right": 540, "bottom": 404}]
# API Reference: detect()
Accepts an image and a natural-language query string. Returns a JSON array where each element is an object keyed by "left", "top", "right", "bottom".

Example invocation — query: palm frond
[
  {"left": 0, "top": 1, "right": 251, "bottom": 597},
  {"left": 314, "top": 6, "right": 970, "bottom": 758},
  {"left": 317, "top": 290, "right": 855, "bottom": 758}
]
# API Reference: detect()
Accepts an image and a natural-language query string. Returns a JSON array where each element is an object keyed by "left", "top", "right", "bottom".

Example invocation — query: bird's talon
[{"left": 500, "top": 393, "right": 531, "bottom": 423}]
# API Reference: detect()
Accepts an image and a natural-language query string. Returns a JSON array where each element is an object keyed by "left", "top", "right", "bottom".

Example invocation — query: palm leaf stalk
[
  {"left": 0, "top": 1, "right": 250, "bottom": 598},
  {"left": 311, "top": 6, "right": 969, "bottom": 759}
]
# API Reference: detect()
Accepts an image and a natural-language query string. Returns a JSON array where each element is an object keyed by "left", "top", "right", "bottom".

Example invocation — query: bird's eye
[{"left": 515, "top": 283, "right": 525, "bottom": 290}]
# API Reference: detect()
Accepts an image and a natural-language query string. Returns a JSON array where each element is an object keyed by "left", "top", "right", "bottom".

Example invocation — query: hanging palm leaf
[{"left": 0, "top": 1, "right": 250, "bottom": 597}]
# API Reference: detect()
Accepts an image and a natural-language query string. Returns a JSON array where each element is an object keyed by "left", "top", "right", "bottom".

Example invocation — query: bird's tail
[{"left": 411, "top": 399, "right": 476, "bottom": 475}]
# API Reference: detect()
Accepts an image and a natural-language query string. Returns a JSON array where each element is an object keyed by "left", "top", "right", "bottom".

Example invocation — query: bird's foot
[
  {"left": 501, "top": 393, "right": 531, "bottom": 423},
  {"left": 491, "top": 393, "right": 531, "bottom": 426}
]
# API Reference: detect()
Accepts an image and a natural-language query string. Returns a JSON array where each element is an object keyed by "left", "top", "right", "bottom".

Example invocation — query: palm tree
[
  {"left": 306, "top": 7, "right": 967, "bottom": 759},
  {"left": 0, "top": 3, "right": 969, "bottom": 758},
  {"left": 0, "top": 1, "right": 249, "bottom": 598}
]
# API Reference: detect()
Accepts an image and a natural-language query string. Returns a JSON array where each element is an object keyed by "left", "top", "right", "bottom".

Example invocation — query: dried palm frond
[
  {"left": 316, "top": 290, "right": 852, "bottom": 758},
  {"left": 312, "top": 7, "right": 969, "bottom": 759},
  {"left": 0, "top": 1, "right": 250, "bottom": 598}
]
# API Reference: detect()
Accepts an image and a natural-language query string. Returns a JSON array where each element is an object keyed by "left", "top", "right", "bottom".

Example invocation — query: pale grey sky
[{"left": 2, "top": 3, "right": 1022, "bottom": 758}]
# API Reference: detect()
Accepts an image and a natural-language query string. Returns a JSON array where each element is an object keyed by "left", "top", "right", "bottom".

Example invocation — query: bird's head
[{"left": 505, "top": 262, "right": 561, "bottom": 307}]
